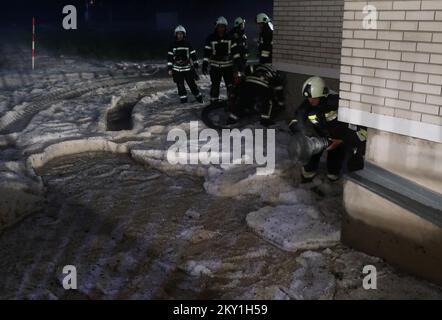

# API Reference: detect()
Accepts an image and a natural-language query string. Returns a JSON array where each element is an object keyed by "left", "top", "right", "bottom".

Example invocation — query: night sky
[
  {"left": 1, "top": 1, "right": 272, "bottom": 60},
  {"left": 2, "top": 1, "right": 272, "bottom": 27}
]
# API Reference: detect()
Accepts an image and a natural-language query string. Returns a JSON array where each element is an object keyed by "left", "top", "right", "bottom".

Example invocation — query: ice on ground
[
  {"left": 285, "top": 251, "right": 337, "bottom": 300},
  {"left": 0, "top": 161, "right": 45, "bottom": 231},
  {"left": 0, "top": 43, "right": 441, "bottom": 299},
  {"left": 284, "top": 249, "right": 442, "bottom": 300},
  {"left": 247, "top": 205, "right": 341, "bottom": 252}
]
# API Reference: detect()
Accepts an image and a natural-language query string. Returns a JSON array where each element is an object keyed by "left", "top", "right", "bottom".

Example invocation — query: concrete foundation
[
  {"left": 343, "top": 129, "right": 442, "bottom": 285},
  {"left": 366, "top": 129, "right": 442, "bottom": 195},
  {"left": 342, "top": 180, "right": 442, "bottom": 285}
]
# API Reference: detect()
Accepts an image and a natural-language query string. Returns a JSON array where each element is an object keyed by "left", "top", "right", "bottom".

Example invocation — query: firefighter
[
  {"left": 256, "top": 13, "right": 273, "bottom": 64},
  {"left": 167, "top": 25, "right": 203, "bottom": 103},
  {"left": 202, "top": 16, "right": 235, "bottom": 103},
  {"left": 227, "top": 64, "right": 285, "bottom": 127},
  {"left": 230, "top": 17, "right": 249, "bottom": 73},
  {"left": 288, "top": 76, "right": 367, "bottom": 183}
]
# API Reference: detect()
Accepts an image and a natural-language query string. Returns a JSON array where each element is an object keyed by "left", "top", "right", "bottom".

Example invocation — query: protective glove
[{"left": 193, "top": 62, "right": 199, "bottom": 70}]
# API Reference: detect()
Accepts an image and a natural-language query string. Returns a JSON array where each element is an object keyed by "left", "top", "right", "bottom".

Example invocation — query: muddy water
[{"left": 0, "top": 152, "right": 297, "bottom": 299}]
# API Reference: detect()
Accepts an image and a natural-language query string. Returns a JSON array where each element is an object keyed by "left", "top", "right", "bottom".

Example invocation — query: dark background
[{"left": 1, "top": 0, "right": 272, "bottom": 60}]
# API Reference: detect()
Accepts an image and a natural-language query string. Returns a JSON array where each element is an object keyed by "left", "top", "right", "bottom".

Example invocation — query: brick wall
[
  {"left": 339, "top": 0, "right": 442, "bottom": 142},
  {"left": 273, "top": 0, "right": 344, "bottom": 75}
]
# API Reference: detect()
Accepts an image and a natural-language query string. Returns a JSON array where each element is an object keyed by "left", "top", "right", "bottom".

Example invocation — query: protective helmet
[
  {"left": 215, "top": 16, "right": 228, "bottom": 27},
  {"left": 302, "top": 76, "right": 329, "bottom": 99},
  {"left": 174, "top": 25, "right": 186, "bottom": 35},
  {"left": 256, "top": 13, "right": 271, "bottom": 24},
  {"left": 234, "top": 17, "right": 245, "bottom": 28}
]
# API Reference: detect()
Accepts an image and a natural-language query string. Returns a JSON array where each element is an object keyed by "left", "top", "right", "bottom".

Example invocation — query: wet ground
[{"left": 0, "top": 152, "right": 298, "bottom": 299}]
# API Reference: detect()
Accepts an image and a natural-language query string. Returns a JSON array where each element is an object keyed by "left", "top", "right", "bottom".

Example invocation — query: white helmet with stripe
[
  {"left": 215, "top": 16, "right": 228, "bottom": 27},
  {"left": 174, "top": 25, "right": 186, "bottom": 35},
  {"left": 256, "top": 13, "right": 271, "bottom": 24},
  {"left": 234, "top": 17, "right": 245, "bottom": 28},
  {"left": 302, "top": 76, "right": 329, "bottom": 99}
]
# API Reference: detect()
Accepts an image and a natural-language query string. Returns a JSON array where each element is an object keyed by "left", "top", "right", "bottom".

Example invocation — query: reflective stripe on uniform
[
  {"left": 173, "top": 66, "right": 192, "bottom": 72},
  {"left": 288, "top": 119, "right": 298, "bottom": 127},
  {"left": 357, "top": 128, "right": 367, "bottom": 142},
  {"left": 210, "top": 60, "right": 233, "bottom": 68},
  {"left": 308, "top": 114, "right": 319, "bottom": 124},
  {"left": 261, "top": 101, "right": 273, "bottom": 120},
  {"left": 325, "top": 111, "right": 338, "bottom": 122},
  {"left": 301, "top": 167, "right": 317, "bottom": 179},
  {"left": 233, "top": 53, "right": 241, "bottom": 59},
  {"left": 168, "top": 52, "right": 173, "bottom": 55},
  {"left": 261, "top": 50, "right": 271, "bottom": 57},
  {"left": 246, "top": 76, "right": 270, "bottom": 88}
]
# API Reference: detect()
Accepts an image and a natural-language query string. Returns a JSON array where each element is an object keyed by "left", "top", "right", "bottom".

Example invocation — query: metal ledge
[{"left": 346, "top": 162, "right": 442, "bottom": 228}]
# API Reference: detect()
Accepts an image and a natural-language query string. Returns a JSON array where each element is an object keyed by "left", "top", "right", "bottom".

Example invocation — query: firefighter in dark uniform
[
  {"left": 288, "top": 76, "right": 367, "bottom": 182},
  {"left": 227, "top": 64, "right": 285, "bottom": 126},
  {"left": 230, "top": 17, "right": 249, "bottom": 73},
  {"left": 256, "top": 13, "right": 273, "bottom": 64},
  {"left": 202, "top": 17, "right": 235, "bottom": 103},
  {"left": 167, "top": 25, "right": 203, "bottom": 104}
]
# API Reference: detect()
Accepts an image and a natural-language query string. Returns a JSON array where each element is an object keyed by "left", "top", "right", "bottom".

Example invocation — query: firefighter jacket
[
  {"left": 167, "top": 40, "right": 198, "bottom": 72},
  {"left": 203, "top": 32, "right": 234, "bottom": 69},
  {"left": 244, "top": 64, "right": 285, "bottom": 109},
  {"left": 229, "top": 26, "right": 249, "bottom": 71},
  {"left": 289, "top": 94, "right": 367, "bottom": 148},
  {"left": 258, "top": 23, "right": 273, "bottom": 64}
]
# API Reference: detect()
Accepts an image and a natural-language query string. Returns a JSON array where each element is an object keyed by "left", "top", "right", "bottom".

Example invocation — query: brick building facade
[{"left": 273, "top": 0, "right": 442, "bottom": 284}]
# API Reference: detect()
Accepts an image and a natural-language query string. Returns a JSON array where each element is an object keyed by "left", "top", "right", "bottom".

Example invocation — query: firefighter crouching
[
  {"left": 167, "top": 25, "right": 203, "bottom": 104},
  {"left": 227, "top": 64, "right": 285, "bottom": 127},
  {"left": 256, "top": 13, "right": 273, "bottom": 64},
  {"left": 288, "top": 76, "right": 367, "bottom": 183},
  {"left": 203, "top": 16, "right": 236, "bottom": 103}
]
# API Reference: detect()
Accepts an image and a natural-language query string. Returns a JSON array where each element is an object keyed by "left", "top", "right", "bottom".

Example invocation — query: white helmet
[
  {"left": 234, "top": 17, "right": 245, "bottom": 28},
  {"left": 302, "top": 76, "right": 329, "bottom": 99},
  {"left": 215, "top": 16, "right": 228, "bottom": 27},
  {"left": 256, "top": 13, "right": 271, "bottom": 24},
  {"left": 174, "top": 25, "right": 186, "bottom": 35}
]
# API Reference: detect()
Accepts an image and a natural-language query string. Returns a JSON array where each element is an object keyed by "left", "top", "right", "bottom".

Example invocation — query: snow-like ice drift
[{"left": 1, "top": 49, "right": 441, "bottom": 299}]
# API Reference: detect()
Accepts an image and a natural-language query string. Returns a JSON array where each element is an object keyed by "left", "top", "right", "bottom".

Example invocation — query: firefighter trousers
[
  {"left": 209, "top": 66, "right": 234, "bottom": 101},
  {"left": 173, "top": 70, "right": 200, "bottom": 100},
  {"left": 303, "top": 143, "right": 346, "bottom": 176}
]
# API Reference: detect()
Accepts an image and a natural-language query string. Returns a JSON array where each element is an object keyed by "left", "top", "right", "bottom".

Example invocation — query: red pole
[{"left": 32, "top": 17, "right": 36, "bottom": 70}]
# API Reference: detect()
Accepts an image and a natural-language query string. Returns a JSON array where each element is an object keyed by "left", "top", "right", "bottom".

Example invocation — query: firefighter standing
[
  {"left": 202, "top": 16, "right": 235, "bottom": 103},
  {"left": 288, "top": 77, "right": 367, "bottom": 183},
  {"left": 256, "top": 13, "right": 273, "bottom": 64},
  {"left": 230, "top": 17, "right": 249, "bottom": 73},
  {"left": 228, "top": 64, "right": 285, "bottom": 126},
  {"left": 167, "top": 25, "right": 203, "bottom": 104}
]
